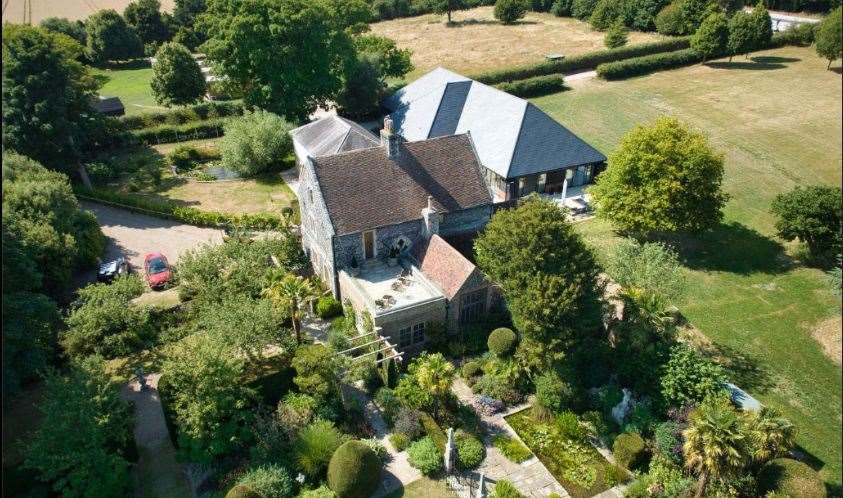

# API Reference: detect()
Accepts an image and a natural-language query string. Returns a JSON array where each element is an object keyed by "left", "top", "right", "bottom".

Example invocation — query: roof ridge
[{"left": 504, "top": 101, "right": 530, "bottom": 177}]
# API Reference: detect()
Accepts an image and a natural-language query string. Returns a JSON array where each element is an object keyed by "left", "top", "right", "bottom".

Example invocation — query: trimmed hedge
[
  {"left": 133, "top": 118, "right": 227, "bottom": 145},
  {"left": 419, "top": 411, "right": 447, "bottom": 451},
  {"left": 119, "top": 101, "right": 245, "bottom": 130},
  {"left": 74, "top": 186, "right": 286, "bottom": 230},
  {"left": 612, "top": 432, "right": 648, "bottom": 471},
  {"left": 757, "top": 458, "right": 827, "bottom": 498},
  {"left": 316, "top": 296, "right": 343, "bottom": 319},
  {"left": 327, "top": 440, "right": 381, "bottom": 498},
  {"left": 472, "top": 37, "right": 691, "bottom": 84},
  {"left": 488, "top": 327, "right": 518, "bottom": 357},
  {"left": 596, "top": 48, "right": 702, "bottom": 80},
  {"left": 494, "top": 74, "right": 567, "bottom": 98}
]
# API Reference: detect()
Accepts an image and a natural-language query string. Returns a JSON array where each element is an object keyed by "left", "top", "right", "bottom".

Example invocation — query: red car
[{"left": 143, "top": 253, "right": 171, "bottom": 289}]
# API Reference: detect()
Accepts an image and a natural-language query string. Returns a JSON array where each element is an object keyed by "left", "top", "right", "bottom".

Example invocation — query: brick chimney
[
  {"left": 422, "top": 195, "right": 440, "bottom": 239},
  {"left": 380, "top": 116, "right": 400, "bottom": 159}
]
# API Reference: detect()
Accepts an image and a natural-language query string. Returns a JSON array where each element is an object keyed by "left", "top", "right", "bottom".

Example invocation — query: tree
[
  {"left": 727, "top": 11, "right": 757, "bottom": 61},
  {"left": 161, "top": 334, "right": 256, "bottom": 461},
  {"left": 679, "top": 0, "right": 714, "bottom": 34},
  {"left": 745, "top": 407, "right": 796, "bottom": 466},
  {"left": 85, "top": 9, "right": 144, "bottom": 63},
  {"left": 172, "top": 0, "right": 207, "bottom": 50},
  {"left": 353, "top": 35, "right": 413, "bottom": 78},
  {"left": 25, "top": 356, "right": 133, "bottom": 498},
  {"left": 408, "top": 352, "right": 455, "bottom": 417},
  {"left": 150, "top": 42, "right": 206, "bottom": 106},
  {"left": 475, "top": 196, "right": 603, "bottom": 345},
  {"left": 2, "top": 26, "right": 101, "bottom": 172},
  {"left": 590, "top": 0, "right": 624, "bottom": 30},
  {"left": 433, "top": 0, "right": 466, "bottom": 23},
  {"left": 661, "top": 344, "right": 727, "bottom": 407},
  {"left": 590, "top": 117, "right": 728, "bottom": 234},
  {"left": 292, "top": 344, "right": 342, "bottom": 404},
  {"left": 124, "top": 0, "right": 170, "bottom": 48},
  {"left": 691, "top": 11, "right": 729, "bottom": 61},
  {"left": 336, "top": 53, "right": 387, "bottom": 119},
  {"left": 771, "top": 185, "right": 842, "bottom": 260},
  {"left": 606, "top": 239, "right": 685, "bottom": 306},
  {"left": 2, "top": 291, "right": 60, "bottom": 396},
  {"left": 683, "top": 397, "right": 749, "bottom": 498},
  {"left": 200, "top": 0, "right": 355, "bottom": 121},
  {"left": 218, "top": 109, "right": 295, "bottom": 177},
  {"left": 40, "top": 17, "right": 87, "bottom": 45},
  {"left": 605, "top": 19, "right": 629, "bottom": 48},
  {"left": 495, "top": 0, "right": 528, "bottom": 24},
  {"left": 751, "top": 2, "right": 774, "bottom": 51},
  {"left": 816, "top": 6, "right": 842, "bottom": 69},
  {"left": 656, "top": 2, "right": 686, "bottom": 35},
  {"left": 263, "top": 272, "right": 319, "bottom": 343}
]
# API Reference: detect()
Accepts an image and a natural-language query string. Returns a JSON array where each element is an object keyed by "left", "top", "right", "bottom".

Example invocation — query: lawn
[
  {"left": 382, "top": 476, "right": 456, "bottom": 498},
  {"left": 533, "top": 45, "right": 842, "bottom": 486},
  {"left": 91, "top": 62, "right": 165, "bottom": 116},
  {"left": 369, "top": 6, "right": 664, "bottom": 80}
]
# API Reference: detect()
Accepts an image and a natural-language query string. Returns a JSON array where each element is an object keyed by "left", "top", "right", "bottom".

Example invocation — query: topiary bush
[
  {"left": 327, "top": 440, "right": 382, "bottom": 498},
  {"left": 456, "top": 432, "right": 486, "bottom": 469},
  {"left": 488, "top": 327, "right": 518, "bottom": 356},
  {"left": 613, "top": 432, "right": 648, "bottom": 471},
  {"left": 757, "top": 458, "right": 827, "bottom": 498},
  {"left": 461, "top": 360, "right": 482, "bottom": 379},
  {"left": 407, "top": 437, "right": 443, "bottom": 475},
  {"left": 316, "top": 296, "right": 343, "bottom": 319}
]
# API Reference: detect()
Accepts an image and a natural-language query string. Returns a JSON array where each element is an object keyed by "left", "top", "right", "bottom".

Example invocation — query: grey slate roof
[
  {"left": 384, "top": 67, "right": 606, "bottom": 180},
  {"left": 91, "top": 96, "right": 125, "bottom": 116},
  {"left": 290, "top": 115, "right": 379, "bottom": 158},
  {"left": 311, "top": 134, "right": 492, "bottom": 236}
]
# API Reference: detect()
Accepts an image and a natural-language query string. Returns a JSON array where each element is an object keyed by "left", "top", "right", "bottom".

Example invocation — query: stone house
[{"left": 292, "top": 116, "right": 497, "bottom": 355}]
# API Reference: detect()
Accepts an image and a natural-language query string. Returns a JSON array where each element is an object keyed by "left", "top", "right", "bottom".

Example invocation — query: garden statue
[
  {"left": 135, "top": 366, "right": 147, "bottom": 391},
  {"left": 478, "top": 473, "right": 486, "bottom": 498},
  {"left": 444, "top": 427, "right": 456, "bottom": 473},
  {"left": 612, "top": 388, "right": 633, "bottom": 425}
]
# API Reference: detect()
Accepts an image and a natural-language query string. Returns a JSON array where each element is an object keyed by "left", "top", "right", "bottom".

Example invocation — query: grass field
[
  {"left": 383, "top": 477, "right": 456, "bottom": 498},
  {"left": 370, "top": 6, "right": 664, "bottom": 80},
  {"left": 534, "top": 45, "right": 842, "bottom": 486},
  {"left": 1, "top": 0, "right": 175, "bottom": 24},
  {"left": 91, "top": 63, "right": 165, "bottom": 116}
]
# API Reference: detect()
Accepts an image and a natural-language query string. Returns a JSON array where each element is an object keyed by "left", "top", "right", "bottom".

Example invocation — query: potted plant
[
  {"left": 387, "top": 246, "right": 399, "bottom": 267},
  {"left": 349, "top": 255, "right": 360, "bottom": 276}
]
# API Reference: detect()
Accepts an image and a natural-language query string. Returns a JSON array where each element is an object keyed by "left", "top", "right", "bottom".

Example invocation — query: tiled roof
[
  {"left": 290, "top": 115, "right": 379, "bottom": 157},
  {"left": 385, "top": 67, "right": 606, "bottom": 179},
  {"left": 311, "top": 134, "right": 492, "bottom": 236},
  {"left": 416, "top": 234, "right": 478, "bottom": 299}
]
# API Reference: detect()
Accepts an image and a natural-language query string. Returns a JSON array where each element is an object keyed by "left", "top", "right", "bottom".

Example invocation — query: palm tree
[
  {"left": 262, "top": 271, "right": 319, "bottom": 344},
  {"left": 683, "top": 397, "right": 749, "bottom": 498},
  {"left": 746, "top": 407, "right": 796, "bottom": 465},
  {"left": 412, "top": 352, "right": 455, "bottom": 418}
]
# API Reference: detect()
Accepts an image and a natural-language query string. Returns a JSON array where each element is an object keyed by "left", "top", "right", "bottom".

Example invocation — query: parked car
[
  {"left": 97, "top": 256, "right": 131, "bottom": 283},
  {"left": 143, "top": 253, "right": 171, "bottom": 289}
]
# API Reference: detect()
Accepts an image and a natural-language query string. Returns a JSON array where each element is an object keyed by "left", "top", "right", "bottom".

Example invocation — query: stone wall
[
  {"left": 297, "top": 160, "right": 338, "bottom": 294},
  {"left": 333, "top": 219, "right": 425, "bottom": 271},
  {"left": 440, "top": 205, "right": 492, "bottom": 236}
]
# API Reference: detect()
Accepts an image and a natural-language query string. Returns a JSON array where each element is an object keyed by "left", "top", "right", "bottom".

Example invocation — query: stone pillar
[
  {"left": 477, "top": 473, "right": 486, "bottom": 498},
  {"left": 444, "top": 427, "right": 456, "bottom": 473}
]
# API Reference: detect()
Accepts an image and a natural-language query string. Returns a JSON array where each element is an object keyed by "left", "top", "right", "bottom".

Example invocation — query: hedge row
[
  {"left": 119, "top": 101, "right": 245, "bottom": 130},
  {"left": 472, "top": 37, "right": 692, "bottom": 84},
  {"left": 596, "top": 48, "right": 702, "bottom": 80},
  {"left": 74, "top": 186, "right": 285, "bottom": 230},
  {"left": 419, "top": 412, "right": 447, "bottom": 451},
  {"left": 494, "top": 74, "right": 567, "bottom": 98},
  {"left": 133, "top": 119, "right": 227, "bottom": 145}
]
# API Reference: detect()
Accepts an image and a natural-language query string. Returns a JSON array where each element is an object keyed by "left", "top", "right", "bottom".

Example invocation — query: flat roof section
[{"left": 346, "top": 261, "right": 445, "bottom": 316}]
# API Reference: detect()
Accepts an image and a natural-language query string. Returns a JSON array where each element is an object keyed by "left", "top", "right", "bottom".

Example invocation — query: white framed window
[
  {"left": 399, "top": 326, "right": 412, "bottom": 348},
  {"left": 412, "top": 322, "right": 426, "bottom": 344}
]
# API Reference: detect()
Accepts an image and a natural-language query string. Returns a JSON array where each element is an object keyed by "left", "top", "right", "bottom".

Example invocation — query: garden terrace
[{"left": 340, "top": 260, "right": 445, "bottom": 317}]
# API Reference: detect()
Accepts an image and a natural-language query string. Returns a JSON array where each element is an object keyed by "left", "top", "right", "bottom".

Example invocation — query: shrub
[
  {"left": 589, "top": 0, "right": 623, "bottom": 30},
  {"left": 653, "top": 421, "right": 682, "bottom": 463},
  {"left": 226, "top": 485, "right": 263, "bottom": 498},
  {"left": 419, "top": 412, "right": 447, "bottom": 450},
  {"left": 488, "top": 327, "right": 518, "bottom": 356},
  {"left": 494, "top": 74, "right": 566, "bottom": 98},
  {"left": 757, "top": 458, "right": 827, "bottom": 498},
  {"left": 277, "top": 392, "right": 317, "bottom": 439},
  {"left": 393, "top": 408, "right": 424, "bottom": 440},
  {"left": 471, "top": 37, "right": 691, "bottom": 84},
  {"left": 550, "top": 0, "right": 570, "bottom": 16},
  {"left": 613, "top": 432, "right": 648, "bottom": 471},
  {"left": 389, "top": 433, "right": 411, "bottom": 451},
  {"left": 660, "top": 344, "right": 727, "bottom": 407},
  {"left": 293, "top": 420, "right": 344, "bottom": 479},
  {"left": 327, "top": 440, "right": 381, "bottom": 498},
  {"left": 361, "top": 438, "right": 389, "bottom": 462},
  {"left": 456, "top": 433, "right": 486, "bottom": 469},
  {"left": 236, "top": 465, "right": 294, "bottom": 498},
  {"left": 375, "top": 388, "right": 401, "bottom": 426},
  {"left": 655, "top": 2, "right": 685, "bottom": 35},
  {"left": 534, "top": 371, "right": 574, "bottom": 413},
  {"left": 316, "top": 296, "right": 343, "bottom": 319},
  {"left": 407, "top": 437, "right": 443, "bottom": 475},
  {"left": 119, "top": 101, "right": 245, "bottom": 130},
  {"left": 771, "top": 185, "right": 842, "bottom": 261},
  {"left": 604, "top": 20, "right": 628, "bottom": 49},
  {"left": 495, "top": 0, "right": 528, "bottom": 24},
  {"left": 492, "top": 434, "right": 533, "bottom": 463},
  {"left": 596, "top": 48, "right": 702, "bottom": 80},
  {"left": 491, "top": 480, "right": 524, "bottom": 498},
  {"left": 555, "top": 411, "right": 586, "bottom": 441},
  {"left": 218, "top": 110, "right": 295, "bottom": 177},
  {"left": 299, "top": 485, "right": 336, "bottom": 498},
  {"left": 461, "top": 360, "right": 482, "bottom": 379},
  {"left": 572, "top": 0, "right": 599, "bottom": 19},
  {"left": 132, "top": 118, "right": 227, "bottom": 145}
]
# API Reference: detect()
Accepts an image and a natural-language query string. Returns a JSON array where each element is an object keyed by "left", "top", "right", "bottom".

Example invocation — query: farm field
[
  {"left": 1, "top": 0, "right": 175, "bottom": 24},
  {"left": 369, "top": 6, "right": 665, "bottom": 80},
  {"left": 535, "top": 45, "right": 842, "bottom": 486}
]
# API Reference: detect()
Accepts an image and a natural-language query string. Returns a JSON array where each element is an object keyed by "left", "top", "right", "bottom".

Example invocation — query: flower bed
[{"left": 505, "top": 407, "right": 625, "bottom": 498}]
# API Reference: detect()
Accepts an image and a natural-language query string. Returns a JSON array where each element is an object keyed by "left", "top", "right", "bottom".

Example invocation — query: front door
[{"left": 363, "top": 230, "right": 375, "bottom": 260}]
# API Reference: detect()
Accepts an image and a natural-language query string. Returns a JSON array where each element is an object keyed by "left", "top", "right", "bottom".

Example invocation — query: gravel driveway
[{"left": 81, "top": 201, "right": 224, "bottom": 270}]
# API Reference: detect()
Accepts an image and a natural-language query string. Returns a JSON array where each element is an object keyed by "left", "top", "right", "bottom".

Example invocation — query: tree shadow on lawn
[{"left": 658, "top": 222, "right": 790, "bottom": 275}]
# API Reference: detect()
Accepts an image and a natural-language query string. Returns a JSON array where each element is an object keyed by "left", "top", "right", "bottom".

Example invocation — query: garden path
[
  {"left": 121, "top": 373, "right": 195, "bottom": 498},
  {"left": 450, "top": 379, "right": 569, "bottom": 498}
]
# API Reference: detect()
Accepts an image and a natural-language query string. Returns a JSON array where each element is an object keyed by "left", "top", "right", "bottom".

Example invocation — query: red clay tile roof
[
  {"left": 311, "top": 134, "right": 492, "bottom": 236},
  {"left": 416, "top": 234, "right": 478, "bottom": 299}
]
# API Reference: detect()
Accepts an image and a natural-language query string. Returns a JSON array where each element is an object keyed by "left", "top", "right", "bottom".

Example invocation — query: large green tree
[
  {"left": 475, "top": 196, "right": 603, "bottom": 345},
  {"left": 353, "top": 34, "right": 414, "bottom": 78},
  {"left": 39, "top": 17, "right": 87, "bottom": 45},
  {"left": 770, "top": 185, "right": 842, "bottom": 260},
  {"left": 335, "top": 53, "right": 387, "bottom": 119},
  {"left": 150, "top": 41, "right": 206, "bottom": 106},
  {"left": 124, "top": 0, "right": 170, "bottom": 48},
  {"left": 199, "top": 0, "right": 356, "bottom": 121},
  {"left": 172, "top": 0, "right": 208, "bottom": 50},
  {"left": 25, "top": 356, "right": 133, "bottom": 498},
  {"left": 85, "top": 9, "right": 144, "bottom": 63},
  {"left": 691, "top": 10, "right": 729, "bottom": 61},
  {"left": 727, "top": 11, "right": 757, "bottom": 61},
  {"left": 2, "top": 25, "right": 100, "bottom": 172},
  {"left": 590, "top": 117, "right": 728, "bottom": 234},
  {"left": 433, "top": 0, "right": 467, "bottom": 23},
  {"left": 816, "top": 6, "right": 842, "bottom": 69},
  {"left": 218, "top": 110, "right": 296, "bottom": 177},
  {"left": 750, "top": 2, "right": 773, "bottom": 50}
]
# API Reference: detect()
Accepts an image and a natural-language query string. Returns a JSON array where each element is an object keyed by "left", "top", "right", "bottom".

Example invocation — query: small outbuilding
[{"left": 91, "top": 96, "right": 125, "bottom": 117}]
